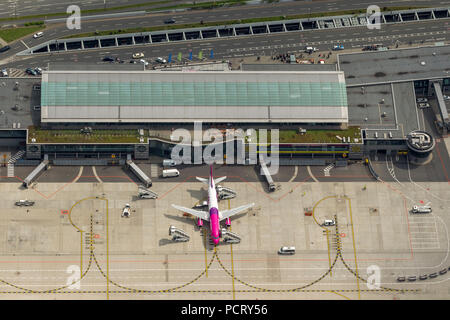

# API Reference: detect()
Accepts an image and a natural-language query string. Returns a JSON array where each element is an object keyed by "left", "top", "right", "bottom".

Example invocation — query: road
[
  {"left": 0, "top": 0, "right": 447, "bottom": 62},
  {"left": 3, "top": 18, "right": 449, "bottom": 69},
  {"left": 0, "top": 0, "right": 446, "bottom": 20}
]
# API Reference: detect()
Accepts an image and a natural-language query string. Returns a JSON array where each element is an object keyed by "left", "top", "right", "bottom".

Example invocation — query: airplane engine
[
  {"left": 225, "top": 218, "right": 231, "bottom": 227},
  {"left": 197, "top": 218, "right": 203, "bottom": 228}
]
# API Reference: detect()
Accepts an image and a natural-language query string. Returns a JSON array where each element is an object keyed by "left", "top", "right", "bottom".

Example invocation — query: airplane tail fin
[
  {"left": 214, "top": 176, "right": 227, "bottom": 185},
  {"left": 196, "top": 165, "right": 226, "bottom": 185}
]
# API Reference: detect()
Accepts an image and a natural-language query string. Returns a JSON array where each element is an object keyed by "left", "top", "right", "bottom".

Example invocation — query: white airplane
[{"left": 172, "top": 165, "right": 254, "bottom": 245}]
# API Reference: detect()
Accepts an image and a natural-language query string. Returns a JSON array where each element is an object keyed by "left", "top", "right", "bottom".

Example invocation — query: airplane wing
[
  {"left": 219, "top": 203, "right": 254, "bottom": 221},
  {"left": 171, "top": 204, "right": 210, "bottom": 221}
]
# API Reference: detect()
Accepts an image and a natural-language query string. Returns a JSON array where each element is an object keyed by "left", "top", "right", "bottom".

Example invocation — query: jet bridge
[
  {"left": 169, "top": 226, "right": 190, "bottom": 242},
  {"left": 432, "top": 81, "right": 449, "bottom": 133},
  {"left": 22, "top": 156, "right": 48, "bottom": 188},
  {"left": 259, "top": 159, "right": 276, "bottom": 192},
  {"left": 126, "top": 159, "right": 152, "bottom": 188}
]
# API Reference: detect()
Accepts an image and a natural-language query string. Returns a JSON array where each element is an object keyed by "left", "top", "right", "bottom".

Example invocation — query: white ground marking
[
  {"left": 288, "top": 166, "right": 298, "bottom": 182},
  {"left": 92, "top": 166, "right": 102, "bottom": 183},
  {"left": 307, "top": 166, "right": 318, "bottom": 182}
]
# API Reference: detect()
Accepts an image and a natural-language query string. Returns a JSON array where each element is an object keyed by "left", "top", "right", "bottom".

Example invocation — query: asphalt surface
[
  {"left": 3, "top": 18, "right": 450, "bottom": 70},
  {"left": 0, "top": 0, "right": 443, "bottom": 20},
  {"left": 0, "top": 0, "right": 447, "bottom": 63},
  {"left": 3, "top": 151, "right": 449, "bottom": 185}
]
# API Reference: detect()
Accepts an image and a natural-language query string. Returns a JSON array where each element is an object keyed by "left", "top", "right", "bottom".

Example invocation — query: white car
[
  {"left": 444, "top": 95, "right": 450, "bottom": 101},
  {"left": 155, "top": 57, "right": 167, "bottom": 64},
  {"left": 305, "top": 46, "right": 317, "bottom": 53},
  {"left": 33, "top": 32, "right": 44, "bottom": 39},
  {"left": 139, "top": 59, "right": 148, "bottom": 66},
  {"left": 132, "top": 52, "right": 144, "bottom": 59},
  {"left": 418, "top": 103, "right": 430, "bottom": 108},
  {"left": 416, "top": 97, "right": 428, "bottom": 103},
  {"left": 1, "top": 69, "right": 8, "bottom": 77}
]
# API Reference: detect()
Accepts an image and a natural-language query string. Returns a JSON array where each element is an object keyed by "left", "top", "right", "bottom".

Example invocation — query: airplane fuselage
[{"left": 207, "top": 173, "right": 221, "bottom": 245}]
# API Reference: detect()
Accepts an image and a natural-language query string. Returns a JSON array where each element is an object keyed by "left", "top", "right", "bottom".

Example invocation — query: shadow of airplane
[
  {"left": 164, "top": 213, "right": 202, "bottom": 229},
  {"left": 186, "top": 188, "right": 206, "bottom": 201}
]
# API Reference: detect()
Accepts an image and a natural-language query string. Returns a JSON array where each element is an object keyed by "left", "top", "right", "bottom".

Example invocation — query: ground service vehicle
[
  {"left": 15, "top": 200, "right": 35, "bottom": 206},
  {"left": 278, "top": 247, "right": 295, "bottom": 255},
  {"left": 163, "top": 169, "right": 180, "bottom": 177},
  {"left": 163, "top": 159, "right": 177, "bottom": 167},
  {"left": 412, "top": 205, "right": 431, "bottom": 213}
]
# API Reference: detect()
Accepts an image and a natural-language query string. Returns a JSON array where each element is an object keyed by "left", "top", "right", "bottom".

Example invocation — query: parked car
[
  {"left": 333, "top": 44, "right": 344, "bottom": 50},
  {"left": 164, "top": 18, "right": 176, "bottom": 24},
  {"left": 15, "top": 200, "right": 35, "bottom": 206},
  {"left": 1, "top": 69, "right": 8, "bottom": 77},
  {"left": 33, "top": 105, "right": 41, "bottom": 111},
  {"left": 102, "top": 56, "right": 114, "bottom": 62},
  {"left": 0, "top": 45, "right": 10, "bottom": 53},
  {"left": 443, "top": 95, "right": 450, "bottom": 101},
  {"left": 155, "top": 57, "right": 167, "bottom": 64},
  {"left": 34, "top": 67, "right": 42, "bottom": 75},
  {"left": 26, "top": 68, "right": 37, "bottom": 76},
  {"left": 132, "top": 52, "right": 144, "bottom": 59},
  {"left": 139, "top": 59, "right": 148, "bottom": 66},
  {"left": 305, "top": 46, "right": 317, "bottom": 53},
  {"left": 33, "top": 31, "right": 44, "bottom": 39}
]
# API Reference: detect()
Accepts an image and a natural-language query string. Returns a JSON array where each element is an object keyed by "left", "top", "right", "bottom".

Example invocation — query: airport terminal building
[
  {"left": 40, "top": 70, "right": 348, "bottom": 125},
  {"left": 2, "top": 44, "right": 449, "bottom": 165},
  {"left": 24, "top": 69, "right": 356, "bottom": 162}
]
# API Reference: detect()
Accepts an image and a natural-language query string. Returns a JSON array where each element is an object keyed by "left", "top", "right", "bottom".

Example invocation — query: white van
[
  {"left": 163, "top": 159, "right": 177, "bottom": 167},
  {"left": 162, "top": 169, "right": 180, "bottom": 178},
  {"left": 323, "top": 219, "right": 335, "bottom": 226},
  {"left": 278, "top": 247, "right": 295, "bottom": 255}
]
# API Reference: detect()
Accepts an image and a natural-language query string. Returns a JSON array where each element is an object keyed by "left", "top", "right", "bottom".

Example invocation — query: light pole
[{"left": 104, "top": 0, "right": 106, "bottom": 10}]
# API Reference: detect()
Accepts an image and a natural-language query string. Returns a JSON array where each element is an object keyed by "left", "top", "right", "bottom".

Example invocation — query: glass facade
[
  {"left": 42, "top": 81, "right": 348, "bottom": 107},
  {"left": 42, "top": 144, "right": 134, "bottom": 153}
]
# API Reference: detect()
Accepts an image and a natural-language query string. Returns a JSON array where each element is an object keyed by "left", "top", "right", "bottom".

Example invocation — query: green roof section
[{"left": 41, "top": 81, "right": 347, "bottom": 107}]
